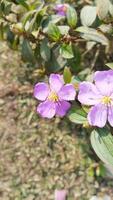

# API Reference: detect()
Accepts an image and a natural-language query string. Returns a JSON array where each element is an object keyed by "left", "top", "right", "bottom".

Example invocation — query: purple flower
[
  {"left": 55, "top": 4, "right": 68, "bottom": 16},
  {"left": 55, "top": 190, "right": 68, "bottom": 200},
  {"left": 34, "top": 74, "right": 76, "bottom": 119},
  {"left": 78, "top": 70, "right": 113, "bottom": 128}
]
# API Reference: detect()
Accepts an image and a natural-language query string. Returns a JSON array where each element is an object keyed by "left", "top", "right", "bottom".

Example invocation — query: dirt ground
[{"left": 0, "top": 42, "right": 113, "bottom": 200}]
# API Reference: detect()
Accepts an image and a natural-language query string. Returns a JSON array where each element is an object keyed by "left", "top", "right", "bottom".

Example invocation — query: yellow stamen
[
  {"left": 48, "top": 92, "right": 59, "bottom": 102},
  {"left": 101, "top": 96, "right": 111, "bottom": 105}
]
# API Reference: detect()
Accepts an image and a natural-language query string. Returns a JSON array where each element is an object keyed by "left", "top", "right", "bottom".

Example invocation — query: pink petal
[
  {"left": 94, "top": 70, "right": 113, "bottom": 96},
  {"left": 55, "top": 190, "right": 68, "bottom": 200},
  {"left": 88, "top": 104, "right": 107, "bottom": 127},
  {"left": 55, "top": 4, "right": 67, "bottom": 16},
  {"left": 56, "top": 101, "right": 71, "bottom": 117},
  {"left": 49, "top": 74, "right": 64, "bottom": 93},
  {"left": 37, "top": 100, "right": 56, "bottom": 118},
  {"left": 58, "top": 84, "right": 76, "bottom": 101},
  {"left": 78, "top": 82, "right": 102, "bottom": 106},
  {"left": 57, "top": 11, "right": 66, "bottom": 16},
  {"left": 34, "top": 83, "right": 49, "bottom": 101},
  {"left": 108, "top": 105, "right": 113, "bottom": 127},
  {"left": 55, "top": 4, "right": 65, "bottom": 10}
]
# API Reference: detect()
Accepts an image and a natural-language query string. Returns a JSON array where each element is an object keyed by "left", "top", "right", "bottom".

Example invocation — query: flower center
[
  {"left": 101, "top": 96, "right": 111, "bottom": 105},
  {"left": 48, "top": 92, "right": 59, "bottom": 102}
]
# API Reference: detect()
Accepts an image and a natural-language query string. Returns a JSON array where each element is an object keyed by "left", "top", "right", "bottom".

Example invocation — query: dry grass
[{"left": 0, "top": 42, "right": 113, "bottom": 200}]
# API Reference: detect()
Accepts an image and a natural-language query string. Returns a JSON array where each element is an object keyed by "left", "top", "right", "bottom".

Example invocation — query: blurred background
[{"left": 0, "top": 0, "right": 113, "bottom": 199}]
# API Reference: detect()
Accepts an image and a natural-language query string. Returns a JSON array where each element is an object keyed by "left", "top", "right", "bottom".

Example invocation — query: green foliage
[
  {"left": 16, "top": 0, "right": 30, "bottom": 10},
  {"left": 66, "top": 5, "right": 77, "bottom": 28},
  {"left": 68, "top": 104, "right": 88, "bottom": 125},
  {"left": 106, "top": 62, "right": 113, "bottom": 69},
  {"left": 63, "top": 67, "right": 72, "bottom": 83},
  {"left": 91, "top": 128, "right": 113, "bottom": 165},
  {"left": 40, "top": 38, "right": 51, "bottom": 61},
  {"left": 60, "top": 43, "right": 74, "bottom": 59},
  {"left": 80, "top": 6, "right": 97, "bottom": 27},
  {"left": 22, "top": 39, "right": 35, "bottom": 63},
  {"left": 76, "top": 27, "right": 109, "bottom": 46},
  {"left": 97, "top": 0, "right": 110, "bottom": 20},
  {"left": 0, "top": 0, "right": 113, "bottom": 70},
  {"left": 48, "top": 23, "right": 61, "bottom": 41}
]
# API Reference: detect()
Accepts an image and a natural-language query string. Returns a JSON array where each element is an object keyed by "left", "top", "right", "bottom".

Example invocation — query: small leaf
[
  {"left": 48, "top": 23, "right": 61, "bottom": 41},
  {"left": 99, "top": 24, "right": 113, "bottom": 34},
  {"left": 68, "top": 105, "right": 87, "bottom": 124},
  {"left": 67, "top": 46, "right": 81, "bottom": 72},
  {"left": 76, "top": 26, "right": 109, "bottom": 46},
  {"left": 106, "top": 62, "right": 113, "bottom": 69},
  {"left": 40, "top": 38, "right": 51, "bottom": 61},
  {"left": 22, "top": 10, "right": 36, "bottom": 27},
  {"left": 27, "top": 11, "right": 40, "bottom": 32},
  {"left": 96, "top": 164, "right": 106, "bottom": 177},
  {"left": 21, "top": 39, "right": 35, "bottom": 63},
  {"left": 58, "top": 26, "right": 69, "bottom": 35},
  {"left": 97, "top": 0, "right": 109, "bottom": 20},
  {"left": 91, "top": 128, "right": 113, "bottom": 165},
  {"left": 66, "top": 6, "right": 77, "bottom": 28},
  {"left": 46, "top": 46, "right": 66, "bottom": 72},
  {"left": 42, "top": 15, "right": 64, "bottom": 32},
  {"left": 82, "top": 105, "right": 90, "bottom": 114},
  {"left": 16, "top": 0, "right": 29, "bottom": 10},
  {"left": 60, "top": 43, "right": 74, "bottom": 59},
  {"left": 63, "top": 67, "right": 72, "bottom": 83},
  {"left": 80, "top": 6, "right": 97, "bottom": 27},
  {"left": 7, "top": 29, "right": 15, "bottom": 43},
  {"left": 88, "top": 167, "right": 94, "bottom": 177}
]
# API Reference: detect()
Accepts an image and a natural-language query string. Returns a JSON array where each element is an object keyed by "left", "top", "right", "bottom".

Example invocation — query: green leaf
[
  {"left": 82, "top": 105, "right": 90, "bottom": 114},
  {"left": 68, "top": 105, "right": 87, "bottom": 124},
  {"left": 4, "top": 3, "right": 12, "bottom": 15},
  {"left": 106, "top": 62, "right": 113, "bottom": 69},
  {"left": 46, "top": 46, "right": 66, "bottom": 72},
  {"left": 27, "top": 11, "right": 39, "bottom": 32},
  {"left": 96, "top": 163, "right": 106, "bottom": 177},
  {"left": 67, "top": 46, "right": 81, "bottom": 72},
  {"left": 22, "top": 10, "right": 36, "bottom": 27},
  {"left": 42, "top": 15, "right": 64, "bottom": 32},
  {"left": 7, "top": 29, "right": 15, "bottom": 43},
  {"left": 21, "top": 39, "right": 35, "bottom": 63},
  {"left": 60, "top": 43, "right": 74, "bottom": 59},
  {"left": 63, "top": 67, "right": 72, "bottom": 83},
  {"left": 58, "top": 26, "right": 69, "bottom": 35},
  {"left": 66, "top": 6, "right": 77, "bottom": 28},
  {"left": 99, "top": 24, "right": 113, "bottom": 34},
  {"left": 16, "top": 0, "right": 29, "bottom": 10},
  {"left": 97, "top": 0, "right": 109, "bottom": 20},
  {"left": 80, "top": 6, "right": 97, "bottom": 27},
  {"left": 0, "top": 23, "right": 4, "bottom": 40},
  {"left": 48, "top": 23, "right": 61, "bottom": 41},
  {"left": 76, "top": 26, "right": 109, "bottom": 46},
  {"left": 88, "top": 167, "right": 94, "bottom": 177},
  {"left": 91, "top": 128, "right": 113, "bottom": 165},
  {"left": 109, "top": 1, "right": 113, "bottom": 17},
  {"left": 0, "top": 2, "right": 5, "bottom": 14},
  {"left": 40, "top": 38, "right": 51, "bottom": 61}
]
